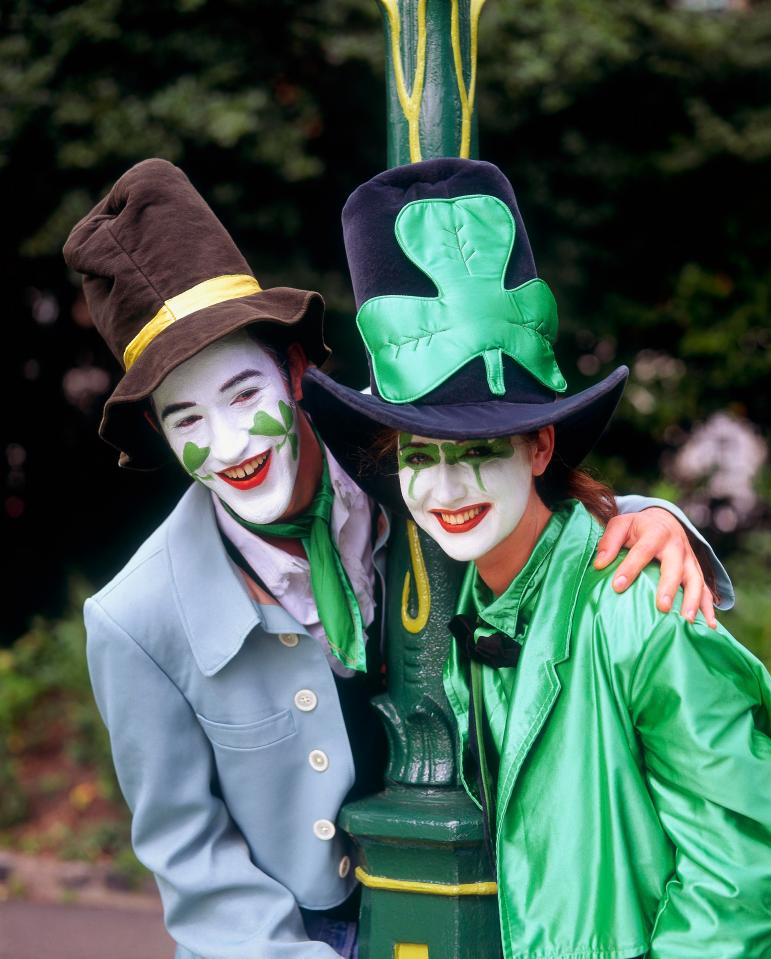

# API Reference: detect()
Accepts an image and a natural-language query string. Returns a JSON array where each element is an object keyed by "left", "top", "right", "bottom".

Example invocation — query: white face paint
[
  {"left": 397, "top": 433, "right": 534, "bottom": 562},
  {"left": 153, "top": 330, "right": 300, "bottom": 524}
]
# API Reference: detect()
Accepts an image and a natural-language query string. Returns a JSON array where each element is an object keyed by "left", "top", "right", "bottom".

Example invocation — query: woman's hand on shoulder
[{"left": 593, "top": 507, "right": 718, "bottom": 629}]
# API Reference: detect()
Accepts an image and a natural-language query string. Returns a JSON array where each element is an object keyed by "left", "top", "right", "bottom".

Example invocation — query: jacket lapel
[
  {"left": 166, "top": 483, "right": 262, "bottom": 676},
  {"left": 495, "top": 506, "right": 599, "bottom": 825}
]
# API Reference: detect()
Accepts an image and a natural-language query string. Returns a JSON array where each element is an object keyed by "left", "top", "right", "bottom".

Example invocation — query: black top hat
[
  {"left": 64, "top": 159, "right": 328, "bottom": 469},
  {"left": 302, "top": 158, "right": 627, "bottom": 513}
]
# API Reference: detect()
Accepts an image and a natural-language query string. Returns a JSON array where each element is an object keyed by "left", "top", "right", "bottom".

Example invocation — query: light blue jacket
[
  {"left": 86, "top": 482, "right": 359, "bottom": 959},
  {"left": 85, "top": 484, "right": 732, "bottom": 959}
]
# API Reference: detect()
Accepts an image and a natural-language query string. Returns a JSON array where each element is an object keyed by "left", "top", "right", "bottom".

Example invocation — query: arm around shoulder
[
  {"left": 615, "top": 494, "right": 734, "bottom": 610},
  {"left": 84, "top": 597, "right": 339, "bottom": 959}
]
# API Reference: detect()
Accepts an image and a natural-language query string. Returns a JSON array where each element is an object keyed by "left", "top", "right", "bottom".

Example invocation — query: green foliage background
[{"left": 0, "top": 0, "right": 769, "bottom": 855}]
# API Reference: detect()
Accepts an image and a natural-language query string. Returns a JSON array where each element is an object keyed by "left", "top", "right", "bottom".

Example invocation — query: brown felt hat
[{"left": 63, "top": 158, "right": 328, "bottom": 469}]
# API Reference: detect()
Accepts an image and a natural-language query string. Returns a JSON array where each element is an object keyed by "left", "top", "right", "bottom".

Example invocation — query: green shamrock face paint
[
  {"left": 397, "top": 431, "right": 534, "bottom": 563},
  {"left": 182, "top": 441, "right": 213, "bottom": 481},
  {"left": 152, "top": 330, "right": 302, "bottom": 524},
  {"left": 249, "top": 399, "right": 298, "bottom": 460}
]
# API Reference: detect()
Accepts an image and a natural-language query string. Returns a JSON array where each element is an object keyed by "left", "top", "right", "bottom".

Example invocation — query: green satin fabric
[
  {"left": 356, "top": 195, "right": 566, "bottom": 402},
  {"left": 444, "top": 501, "right": 771, "bottom": 959}
]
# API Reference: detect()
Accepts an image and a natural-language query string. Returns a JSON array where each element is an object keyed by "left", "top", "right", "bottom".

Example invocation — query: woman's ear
[
  {"left": 531, "top": 425, "right": 555, "bottom": 477},
  {"left": 286, "top": 343, "right": 310, "bottom": 402}
]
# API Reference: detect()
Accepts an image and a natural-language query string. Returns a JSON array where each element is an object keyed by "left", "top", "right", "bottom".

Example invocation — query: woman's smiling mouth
[
  {"left": 217, "top": 449, "right": 272, "bottom": 490},
  {"left": 430, "top": 503, "right": 491, "bottom": 533}
]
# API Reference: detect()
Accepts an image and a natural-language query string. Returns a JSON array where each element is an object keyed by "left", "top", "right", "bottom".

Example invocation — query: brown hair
[
  {"left": 371, "top": 427, "right": 618, "bottom": 525},
  {"left": 530, "top": 441, "right": 618, "bottom": 525}
]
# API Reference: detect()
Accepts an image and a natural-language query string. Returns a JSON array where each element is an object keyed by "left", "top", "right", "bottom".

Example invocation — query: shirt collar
[
  {"left": 211, "top": 441, "right": 376, "bottom": 634},
  {"left": 213, "top": 493, "right": 309, "bottom": 601}
]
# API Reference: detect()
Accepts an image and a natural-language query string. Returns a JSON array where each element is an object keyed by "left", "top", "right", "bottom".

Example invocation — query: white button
[
  {"left": 309, "top": 749, "right": 329, "bottom": 772},
  {"left": 338, "top": 855, "right": 351, "bottom": 878},
  {"left": 278, "top": 632, "right": 299, "bottom": 647},
  {"left": 294, "top": 689, "right": 318, "bottom": 712},
  {"left": 313, "top": 819, "right": 336, "bottom": 840}
]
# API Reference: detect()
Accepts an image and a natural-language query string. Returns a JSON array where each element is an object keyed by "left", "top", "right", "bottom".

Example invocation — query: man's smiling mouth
[
  {"left": 217, "top": 450, "right": 272, "bottom": 490},
  {"left": 430, "top": 503, "right": 491, "bottom": 533}
]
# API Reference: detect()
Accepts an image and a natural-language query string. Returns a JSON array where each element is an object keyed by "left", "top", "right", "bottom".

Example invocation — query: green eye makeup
[
  {"left": 398, "top": 434, "right": 518, "bottom": 494},
  {"left": 440, "top": 438, "right": 515, "bottom": 491},
  {"left": 397, "top": 433, "right": 442, "bottom": 497}
]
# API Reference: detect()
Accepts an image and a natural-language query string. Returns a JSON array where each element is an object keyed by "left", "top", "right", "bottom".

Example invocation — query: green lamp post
[{"left": 338, "top": 3, "right": 501, "bottom": 958}]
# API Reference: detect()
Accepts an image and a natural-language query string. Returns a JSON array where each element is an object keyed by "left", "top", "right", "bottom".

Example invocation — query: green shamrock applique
[
  {"left": 249, "top": 399, "right": 298, "bottom": 459},
  {"left": 356, "top": 194, "right": 567, "bottom": 403}
]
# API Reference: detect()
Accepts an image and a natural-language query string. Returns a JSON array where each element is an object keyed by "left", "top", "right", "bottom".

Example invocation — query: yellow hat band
[{"left": 123, "top": 273, "right": 262, "bottom": 370}]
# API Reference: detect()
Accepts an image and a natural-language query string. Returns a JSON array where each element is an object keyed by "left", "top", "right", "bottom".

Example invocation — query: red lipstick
[
  {"left": 217, "top": 449, "right": 272, "bottom": 490},
  {"left": 430, "top": 503, "right": 491, "bottom": 533}
]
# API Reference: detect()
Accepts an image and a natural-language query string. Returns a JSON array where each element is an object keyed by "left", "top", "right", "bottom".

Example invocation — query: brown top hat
[{"left": 64, "top": 158, "right": 328, "bottom": 469}]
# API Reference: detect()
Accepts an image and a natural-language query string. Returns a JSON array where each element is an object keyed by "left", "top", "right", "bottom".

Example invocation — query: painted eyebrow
[
  {"left": 219, "top": 369, "right": 263, "bottom": 394},
  {"left": 160, "top": 370, "right": 263, "bottom": 420},
  {"left": 161, "top": 401, "right": 197, "bottom": 421}
]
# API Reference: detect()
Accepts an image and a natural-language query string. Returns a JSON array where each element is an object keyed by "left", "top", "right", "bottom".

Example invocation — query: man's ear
[
  {"left": 531, "top": 425, "right": 555, "bottom": 477},
  {"left": 286, "top": 343, "right": 312, "bottom": 402}
]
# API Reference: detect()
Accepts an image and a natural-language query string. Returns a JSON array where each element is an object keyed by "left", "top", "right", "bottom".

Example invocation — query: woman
[
  {"left": 397, "top": 423, "right": 770, "bottom": 957},
  {"left": 302, "top": 158, "right": 770, "bottom": 957}
]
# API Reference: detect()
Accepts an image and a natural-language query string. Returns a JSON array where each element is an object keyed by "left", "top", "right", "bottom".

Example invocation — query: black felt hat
[
  {"left": 64, "top": 158, "right": 328, "bottom": 469},
  {"left": 302, "top": 158, "right": 627, "bottom": 513}
]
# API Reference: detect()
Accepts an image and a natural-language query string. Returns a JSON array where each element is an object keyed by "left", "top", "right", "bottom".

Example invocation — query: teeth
[
  {"left": 223, "top": 451, "right": 269, "bottom": 480},
  {"left": 439, "top": 506, "right": 484, "bottom": 526}
]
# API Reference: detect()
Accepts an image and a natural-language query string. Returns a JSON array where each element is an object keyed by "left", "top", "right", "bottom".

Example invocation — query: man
[{"left": 64, "top": 159, "right": 731, "bottom": 959}]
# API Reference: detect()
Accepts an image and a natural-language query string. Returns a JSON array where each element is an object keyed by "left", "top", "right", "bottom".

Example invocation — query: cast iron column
[{"left": 339, "top": 3, "right": 501, "bottom": 958}]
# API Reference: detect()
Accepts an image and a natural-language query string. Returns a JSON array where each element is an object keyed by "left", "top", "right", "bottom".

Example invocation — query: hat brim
[
  {"left": 100, "top": 287, "right": 327, "bottom": 469},
  {"left": 302, "top": 365, "right": 628, "bottom": 515}
]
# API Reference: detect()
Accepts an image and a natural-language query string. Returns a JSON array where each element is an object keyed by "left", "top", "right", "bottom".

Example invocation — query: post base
[{"left": 340, "top": 786, "right": 501, "bottom": 959}]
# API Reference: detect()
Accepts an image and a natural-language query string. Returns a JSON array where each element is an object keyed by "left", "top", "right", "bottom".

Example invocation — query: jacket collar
[
  {"left": 471, "top": 507, "right": 570, "bottom": 646},
  {"left": 166, "top": 483, "right": 263, "bottom": 677},
  {"left": 492, "top": 502, "right": 601, "bottom": 821}
]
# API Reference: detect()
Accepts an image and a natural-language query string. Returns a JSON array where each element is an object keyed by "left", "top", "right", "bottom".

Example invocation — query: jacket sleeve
[
  {"left": 628, "top": 613, "right": 771, "bottom": 959},
  {"left": 614, "top": 494, "right": 734, "bottom": 610},
  {"left": 84, "top": 597, "right": 340, "bottom": 959}
]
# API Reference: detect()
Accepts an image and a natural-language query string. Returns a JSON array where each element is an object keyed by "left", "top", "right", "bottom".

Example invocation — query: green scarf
[{"left": 222, "top": 451, "right": 366, "bottom": 672}]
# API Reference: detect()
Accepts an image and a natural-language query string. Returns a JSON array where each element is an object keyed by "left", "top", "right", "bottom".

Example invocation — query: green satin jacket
[{"left": 443, "top": 501, "right": 771, "bottom": 959}]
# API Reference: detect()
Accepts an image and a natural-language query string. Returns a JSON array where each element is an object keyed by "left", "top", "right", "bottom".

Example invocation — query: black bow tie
[{"left": 448, "top": 614, "right": 521, "bottom": 670}]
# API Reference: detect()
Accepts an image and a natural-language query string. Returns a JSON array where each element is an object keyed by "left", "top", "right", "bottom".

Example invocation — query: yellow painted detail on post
[
  {"left": 394, "top": 945, "right": 429, "bottom": 959},
  {"left": 377, "top": 0, "right": 427, "bottom": 162},
  {"left": 356, "top": 866, "right": 497, "bottom": 896},
  {"left": 401, "top": 520, "right": 431, "bottom": 634},
  {"left": 450, "top": 0, "right": 487, "bottom": 157}
]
